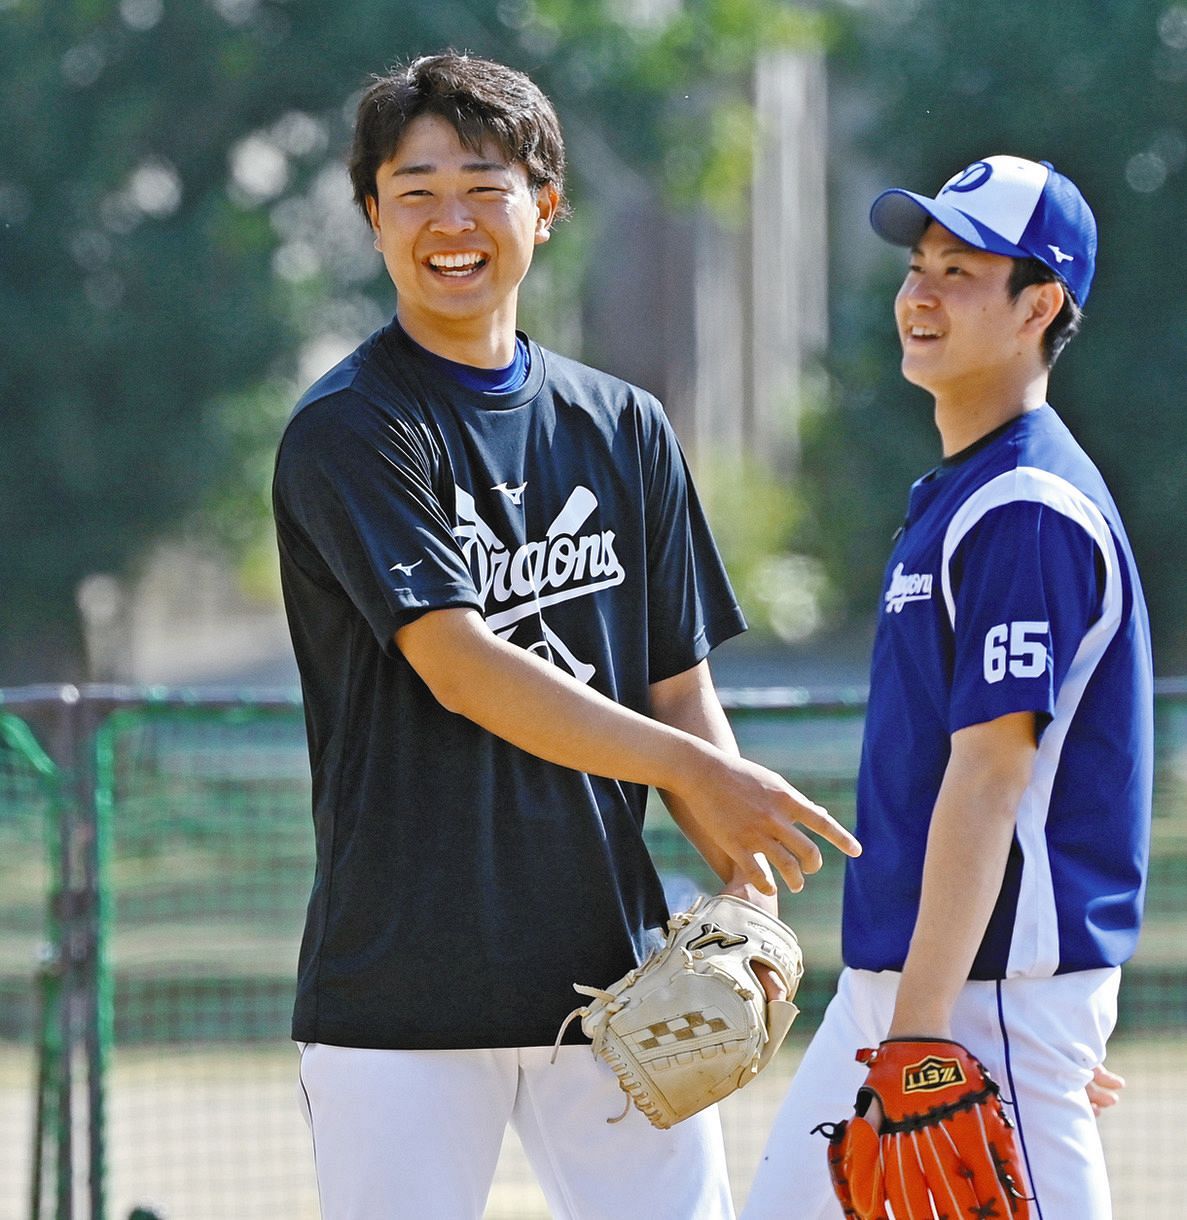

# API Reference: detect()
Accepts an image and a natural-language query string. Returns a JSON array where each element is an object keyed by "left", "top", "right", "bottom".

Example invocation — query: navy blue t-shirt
[{"left": 273, "top": 319, "right": 746, "bottom": 1049}]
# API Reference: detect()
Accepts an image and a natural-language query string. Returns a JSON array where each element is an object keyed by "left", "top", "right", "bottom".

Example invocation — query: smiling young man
[
  {"left": 743, "top": 157, "right": 1152, "bottom": 1219},
  {"left": 272, "top": 53, "right": 859, "bottom": 1219}
]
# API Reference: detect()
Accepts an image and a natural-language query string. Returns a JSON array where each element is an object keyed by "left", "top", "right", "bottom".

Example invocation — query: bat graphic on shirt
[{"left": 547, "top": 486, "right": 598, "bottom": 539}]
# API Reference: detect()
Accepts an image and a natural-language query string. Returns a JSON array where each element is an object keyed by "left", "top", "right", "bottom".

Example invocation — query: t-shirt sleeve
[
  {"left": 274, "top": 392, "right": 483, "bottom": 651},
  {"left": 947, "top": 500, "right": 1104, "bottom": 733},
  {"left": 640, "top": 403, "right": 747, "bottom": 683}
]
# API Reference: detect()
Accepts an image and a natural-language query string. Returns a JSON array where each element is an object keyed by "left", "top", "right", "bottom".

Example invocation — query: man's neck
[
  {"left": 932, "top": 369, "right": 1049, "bottom": 457},
  {"left": 396, "top": 302, "right": 519, "bottom": 369}
]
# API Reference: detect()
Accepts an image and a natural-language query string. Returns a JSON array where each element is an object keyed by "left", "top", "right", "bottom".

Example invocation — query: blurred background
[
  {"left": 4, "top": 0, "right": 1186, "bottom": 691},
  {"left": 3, "top": 6, "right": 1187, "bottom": 1217}
]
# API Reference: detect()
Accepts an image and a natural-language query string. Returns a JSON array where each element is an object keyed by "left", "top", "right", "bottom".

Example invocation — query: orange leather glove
[{"left": 816, "top": 1039, "right": 1031, "bottom": 1220}]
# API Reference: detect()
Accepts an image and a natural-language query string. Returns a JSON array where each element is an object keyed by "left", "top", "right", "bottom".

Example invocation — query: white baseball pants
[
  {"left": 742, "top": 966, "right": 1119, "bottom": 1220},
  {"left": 297, "top": 1041, "right": 736, "bottom": 1219}
]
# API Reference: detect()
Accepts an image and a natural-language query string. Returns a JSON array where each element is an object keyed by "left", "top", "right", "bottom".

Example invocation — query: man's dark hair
[
  {"left": 1007, "top": 258, "right": 1083, "bottom": 368},
  {"left": 349, "top": 51, "right": 569, "bottom": 222}
]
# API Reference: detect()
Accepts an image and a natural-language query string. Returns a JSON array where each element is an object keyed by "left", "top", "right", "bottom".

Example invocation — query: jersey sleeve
[
  {"left": 273, "top": 392, "right": 483, "bottom": 651},
  {"left": 947, "top": 500, "right": 1104, "bottom": 733},
  {"left": 640, "top": 403, "right": 747, "bottom": 683}
]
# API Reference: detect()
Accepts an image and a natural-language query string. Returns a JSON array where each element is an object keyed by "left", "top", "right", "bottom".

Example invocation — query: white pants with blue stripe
[
  {"left": 297, "top": 1041, "right": 735, "bottom": 1220},
  {"left": 742, "top": 966, "right": 1119, "bottom": 1220}
]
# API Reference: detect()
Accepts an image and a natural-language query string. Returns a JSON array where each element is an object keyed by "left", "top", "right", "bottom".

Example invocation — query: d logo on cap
[{"left": 941, "top": 161, "right": 993, "bottom": 194}]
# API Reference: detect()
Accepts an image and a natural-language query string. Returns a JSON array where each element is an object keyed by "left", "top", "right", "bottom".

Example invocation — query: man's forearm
[
  {"left": 397, "top": 607, "right": 715, "bottom": 791},
  {"left": 889, "top": 711, "right": 1037, "bottom": 1037},
  {"left": 396, "top": 607, "right": 860, "bottom": 893},
  {"left": 889, "top": 772, "right": 1018, "bottom": 1036},
  {"left": 649, "top": 661, "right": 778, "bottom": 907}
]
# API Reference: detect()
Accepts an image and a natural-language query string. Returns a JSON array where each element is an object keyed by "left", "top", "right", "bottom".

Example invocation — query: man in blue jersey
[
  {"left": 745, "top": 156, "right": 1152, "bottom": 1219},
  {"left": 273, "top": 52, "right": 860, "bottom": 1219}
]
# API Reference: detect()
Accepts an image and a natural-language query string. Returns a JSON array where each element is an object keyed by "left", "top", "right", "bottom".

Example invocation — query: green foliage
[
  {"left": 699, "top": 457, "right": 834, "bottom": 642},
  {"left": 627, "top": 0, "right": 829, "bottom": 216},
  {"left": 809, "top": 0, "right": 1187, "bottom": 665},
  {"left": 19, "top": 0, "right": 1183, "bottom": 676},
  {"left": 0, "top": 0, "right": 825, "bottom": 681},
  {"left": 204, "top": 379, "right": 293, "bottom": 601}
]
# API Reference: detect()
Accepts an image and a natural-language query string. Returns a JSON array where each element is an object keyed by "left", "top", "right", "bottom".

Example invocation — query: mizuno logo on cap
[{"left": 1049, "top": 245, "right": 1075, "bottom": 263}]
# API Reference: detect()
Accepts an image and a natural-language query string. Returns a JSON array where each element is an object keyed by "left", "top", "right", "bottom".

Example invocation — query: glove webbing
[{"left": 866, "top": 1080, "right": 1001, "bottom": 1136}]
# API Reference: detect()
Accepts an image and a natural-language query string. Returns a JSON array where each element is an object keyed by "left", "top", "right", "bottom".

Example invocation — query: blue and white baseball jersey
[
  {"left": 843, "top": 405, "right": 1153, "bottom": 978},
  {"left": 273, "top": 318, "right": 745, "bottom": 1050}
]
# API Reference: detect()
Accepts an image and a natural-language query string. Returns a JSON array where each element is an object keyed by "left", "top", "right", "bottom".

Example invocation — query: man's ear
[
  {"left": 365, "top": 195, "right": 382, "bottom": 251},
  {"left": 1020, "top": 279, "right": 1065, "bottom": 336},
  {"left": 534, "top": 183, "right": 560, "bottom": 245}
]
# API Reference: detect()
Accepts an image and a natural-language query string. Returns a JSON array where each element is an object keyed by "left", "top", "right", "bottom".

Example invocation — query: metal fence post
[
  {"left": 1, "top": 685, "right": 85, "bottom": 1220},
  {"left": 75, "top": 694, "right": 110, "bottom": 1220}
]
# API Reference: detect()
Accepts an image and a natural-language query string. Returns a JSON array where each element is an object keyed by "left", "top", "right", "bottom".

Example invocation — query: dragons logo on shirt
[
  {"left": 884, "top": 563, "right": 934, "bottom": 614},
  {"left": 452, "top": 485, "right": 625, "bottom": 683}
]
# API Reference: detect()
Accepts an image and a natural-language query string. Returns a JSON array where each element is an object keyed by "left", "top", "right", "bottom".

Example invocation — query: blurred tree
[
  {"left": 0, "top": 0, "right": 820, "bottom": 682},
  {"left": 807, "top": 0, "right": 1187, "bottom": 667}
]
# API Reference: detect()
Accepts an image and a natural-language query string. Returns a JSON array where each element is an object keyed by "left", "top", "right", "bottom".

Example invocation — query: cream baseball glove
[{"left": 553, "top": 893, "right": 804, "bottom": 1129}]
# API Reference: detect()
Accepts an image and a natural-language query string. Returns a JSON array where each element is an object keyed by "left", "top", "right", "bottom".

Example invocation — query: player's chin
[{"left": 899, "top": 352, "right": 940, "bottom": 389}]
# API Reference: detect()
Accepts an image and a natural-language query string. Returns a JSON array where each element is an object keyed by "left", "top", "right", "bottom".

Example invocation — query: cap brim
[{"left": 869, "top": 189, "right": 1030, "bottom": 260}]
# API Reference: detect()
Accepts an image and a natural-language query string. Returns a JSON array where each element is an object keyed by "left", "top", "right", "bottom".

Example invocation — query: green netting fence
[
  {"left": 1, "top": 684, "right": 1184, "bottom": 1219},
  {"left": 0, "top": 705, "right": 68, "bottom": 1220}
]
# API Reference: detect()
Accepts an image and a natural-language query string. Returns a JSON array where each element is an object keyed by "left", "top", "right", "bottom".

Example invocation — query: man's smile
[{"left": 426, "top": 251, "right": 489, "bottom": 277}]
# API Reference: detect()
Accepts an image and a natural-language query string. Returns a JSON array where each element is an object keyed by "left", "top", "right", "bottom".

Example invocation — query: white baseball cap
[{"left": 869, "top": 155, "right": 1097, "bottom": 304}]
